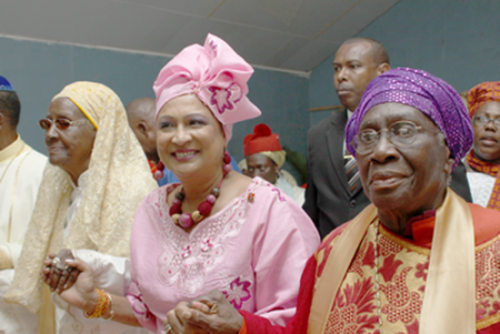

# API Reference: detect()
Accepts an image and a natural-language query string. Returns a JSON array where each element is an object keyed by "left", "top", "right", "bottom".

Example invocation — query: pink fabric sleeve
[
  {"left": 241, "top": 255, "right": 318, "bottom": 333},
  {"left": 126, "top": 279, "right": 158, "bottom": 332},
  {"left": 250, "top": 191, "right": 320, "bottom": 325}
]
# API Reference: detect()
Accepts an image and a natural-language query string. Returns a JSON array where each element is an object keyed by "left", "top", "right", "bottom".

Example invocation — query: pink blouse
[{"left": 127, "top": 178, "right": 320, "bottom": 333}]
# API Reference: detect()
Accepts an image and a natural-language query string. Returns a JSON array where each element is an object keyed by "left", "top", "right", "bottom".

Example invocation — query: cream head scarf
[{"left": 5, "top": 81, "right": 157, "bottom": 313}]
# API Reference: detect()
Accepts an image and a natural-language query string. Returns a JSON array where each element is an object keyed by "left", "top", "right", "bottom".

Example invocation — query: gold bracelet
[
  {"left": 85, "top": 289, "right": 111, "bottom": 319},
  {"left": 103, "top": 293, "right": 114, "bottom": 319}
]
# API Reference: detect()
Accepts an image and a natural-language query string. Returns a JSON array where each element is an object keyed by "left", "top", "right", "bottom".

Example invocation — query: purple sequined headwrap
[{"left": 345, "top": 67, "right": 473, "bottom": 170}]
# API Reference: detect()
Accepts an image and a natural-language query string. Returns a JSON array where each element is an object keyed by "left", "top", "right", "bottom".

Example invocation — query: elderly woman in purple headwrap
[
  {"left": 44, "top": 34, "right": 320, "bottom": 333},
  {"left": 167, "top": 67, "right": 500, "bottom": 334}
]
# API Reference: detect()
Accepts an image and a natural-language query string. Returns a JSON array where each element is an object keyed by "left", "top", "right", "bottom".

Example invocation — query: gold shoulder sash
[
  {"left": 419, "top": 190, "right": 475, "bottom": 333},
  {"left": 308, "top": 204, "right": 377, "bottom": 333}
]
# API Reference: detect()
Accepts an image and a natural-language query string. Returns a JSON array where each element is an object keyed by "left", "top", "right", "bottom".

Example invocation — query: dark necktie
[{"left": 344, "top": 155, "right": 361, "bottom": 195}]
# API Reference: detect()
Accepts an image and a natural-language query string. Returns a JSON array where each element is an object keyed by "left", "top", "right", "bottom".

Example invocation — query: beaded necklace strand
[{"left": 169, "top": 152, "right": 232, "bottom": 229}]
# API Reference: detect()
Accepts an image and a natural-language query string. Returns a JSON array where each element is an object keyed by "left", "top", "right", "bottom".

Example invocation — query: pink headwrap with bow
[{"left": 153, "top": 33, "right": 261, "bottom": 141}]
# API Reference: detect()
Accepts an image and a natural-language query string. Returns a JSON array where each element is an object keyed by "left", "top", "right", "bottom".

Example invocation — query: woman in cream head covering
[
  {"left": 5, "top": 81, "right": 157, "bottom": 334},
  {"left": 44, "top": 34, "right": 319, "bottom": 334}
]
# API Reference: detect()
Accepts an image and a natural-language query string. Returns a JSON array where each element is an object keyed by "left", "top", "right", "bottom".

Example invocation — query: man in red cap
[{"left": 243, "top": 123, "right": 304, "bottom": 205}]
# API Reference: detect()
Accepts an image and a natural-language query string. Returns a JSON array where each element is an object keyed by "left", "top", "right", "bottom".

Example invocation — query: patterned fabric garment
[
  {"left": 323, "top": 220, "right": 500, "bottom": 333},
  {"left": 127, "top": 177, "right": 320, "bottom": 333}
]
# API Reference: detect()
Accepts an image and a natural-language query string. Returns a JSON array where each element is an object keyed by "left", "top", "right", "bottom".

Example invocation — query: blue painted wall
[
  {"left": 0, "top": 36, "right": 309, "bottom": 178},
  {"left": 0, "top": 36, "right": 167, "bottom": 152},
  {"left": 3, "top": 0, "right": 497, "bottom": 179},
  {"left": 309, "top": 0, "right": 500, "bottom": 126}
]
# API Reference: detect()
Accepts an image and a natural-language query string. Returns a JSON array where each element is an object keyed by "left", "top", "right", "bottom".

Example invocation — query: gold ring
[{"left": 163, "top": 323, "right": 172, "bottom": 334}]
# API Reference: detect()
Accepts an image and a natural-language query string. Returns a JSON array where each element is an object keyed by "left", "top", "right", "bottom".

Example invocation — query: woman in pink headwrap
[
  {"left": 465, "top": 81, "right": 500, "bottom": 210},
  {"left": 46, "top": 34, "right": 320, "bottom": 333}
]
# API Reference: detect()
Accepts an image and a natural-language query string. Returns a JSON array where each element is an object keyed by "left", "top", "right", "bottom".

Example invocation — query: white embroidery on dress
[{"left": 155, "top": 180, "right": 263, "bottom": 293}]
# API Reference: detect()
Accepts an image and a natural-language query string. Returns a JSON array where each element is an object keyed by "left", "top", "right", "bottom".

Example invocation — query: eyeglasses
[
  {"left": 354, "top": 121, "right": 424, "bottom": 155},
  {"left": 39, "top": 118, "right": 87, "bottom": 131},
  {"left": 472, "top": 115, "right": 500, "bottom": 127}
]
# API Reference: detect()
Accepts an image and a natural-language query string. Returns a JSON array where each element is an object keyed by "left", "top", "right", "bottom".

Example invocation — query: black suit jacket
[{"left": 303, "top": 110, "right": 472, "bottom": 238}]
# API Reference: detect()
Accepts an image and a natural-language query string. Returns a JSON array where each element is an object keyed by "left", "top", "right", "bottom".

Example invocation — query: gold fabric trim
[
  {"left": 475, "top": 232, "right": 500, "bottom": 252},
  {"left": 308, "top": 204, "right": 377, "bottom": 334},
  {"left": 477, "top": 309, "right": 500, "bottom": 330},
  {"left": 0, "top": 248, "right": 13, "bottom": 269},
  {"left": 419, "top": 190, "right": 475, "bottom": 333},
  {"left": 37, "top": 285, "right": 56, "bottom": 334}
]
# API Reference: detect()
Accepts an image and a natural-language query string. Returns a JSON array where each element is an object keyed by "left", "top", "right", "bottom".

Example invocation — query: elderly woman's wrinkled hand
[
  {"left": 42, "top": 255, "right": 99, "bottom": 312},
  {"left": 165, "top": 290, "right": 243, "bottom": 334},
  {"left": 41, "top": 249, "right": 80, "bottom": 294}
]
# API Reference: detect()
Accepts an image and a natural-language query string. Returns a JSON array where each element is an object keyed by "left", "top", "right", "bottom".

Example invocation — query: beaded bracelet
[{"left": 85, "top": 289, "right": 111, "bottom": 319}]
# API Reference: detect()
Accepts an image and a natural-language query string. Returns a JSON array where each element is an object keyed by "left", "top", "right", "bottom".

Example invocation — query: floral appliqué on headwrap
[{"left": 209, "top": 82, "right": 243, "bottom": 114}]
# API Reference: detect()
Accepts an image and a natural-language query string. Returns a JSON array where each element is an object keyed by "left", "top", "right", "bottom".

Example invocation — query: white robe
[
  {"left": 467, "top": 171, "right": 496, "bottom": 208},
  {"left": 0, "top": 136, "right": 47, "bottom": 334},
  {"left": 275, "top": 175, "right": 305, "bottom": 206},
  {"left": 54, "top": 172, "right": 148, "bottom": 334}
]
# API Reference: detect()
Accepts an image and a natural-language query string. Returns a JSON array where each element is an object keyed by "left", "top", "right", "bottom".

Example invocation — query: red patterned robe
[{"left": 241, "top": 203, "right": 500, "bottom": 333}]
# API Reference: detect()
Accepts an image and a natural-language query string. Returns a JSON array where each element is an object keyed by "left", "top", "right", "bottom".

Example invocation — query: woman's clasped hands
[{"left": 163, "top": 290, "right": 243, "bottom": 334}]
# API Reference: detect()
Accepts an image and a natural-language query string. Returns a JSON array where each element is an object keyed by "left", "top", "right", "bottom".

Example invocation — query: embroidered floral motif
[
  {"left": 405, "top": 319, "right": 419, "bottom": 334},
  {"left": 325, "top": 278, "right": 379, "bottom": 333},
  {"left": 379, "top": 253, "right": 403, "bottom": 282},
  {"left": 222, "top": 277, "right": 252, "bottom": 309},
  {"left": 209, "top": 82, "right": 242, "bottom": 114},
  {"left": 414, "top": 261, "right": 428, "bottom": 281},
  {"left": 378, "top": 232, "right": 404, "bottom": 257},
  {"left": 156, "top": 183, "right": 253, "bottom": 292},
  {"left": 327, "top": 225, "right": 500, "bottom": 332},
  {"left": 475, "top": 237, "right": 500, "bottom": 322},
  {"left": 316, "top": 226, "right": 347, "bottom": 278},
  {"left": 349, "top": 239, "right": 374, "bottom": 277},
  {"left": 200, "top": 239, "right": 213, "bottom": 252},
  {"left": 316, "top": 242, "right": 333, "bottom": 278},
  {"left": 380, "top": 267, "right": 422, "bottom": 324},
  {"left": 155, "top": 179, "right": 271, "bottom": 296}
]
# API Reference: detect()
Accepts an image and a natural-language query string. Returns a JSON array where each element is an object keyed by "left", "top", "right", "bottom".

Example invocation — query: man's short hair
[
  {"left": 0, "top": 91, "right": 21, "bottom": 127},
  {"left": 341, "top": 37, "right": 390, "bottom": 66}
]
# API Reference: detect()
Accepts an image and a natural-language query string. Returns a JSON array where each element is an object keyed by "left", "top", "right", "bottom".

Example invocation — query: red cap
[{"left": 243, "top": 123, "right": 282, "bottom": 156}]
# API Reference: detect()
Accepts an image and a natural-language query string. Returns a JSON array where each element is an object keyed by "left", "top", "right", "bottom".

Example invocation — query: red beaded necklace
[{"left": 169, "top": 152, "right": 232, "bottom": 229}]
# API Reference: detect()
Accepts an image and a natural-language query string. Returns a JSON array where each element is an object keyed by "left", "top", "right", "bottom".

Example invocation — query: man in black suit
[{"left": 303, "top": 37, "right": 471, "bottom": 237}]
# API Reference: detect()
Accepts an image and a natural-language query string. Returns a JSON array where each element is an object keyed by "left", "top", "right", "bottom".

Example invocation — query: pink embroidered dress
[{"left": 127, "top": 177, "right": 320, "bottom": 333}]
